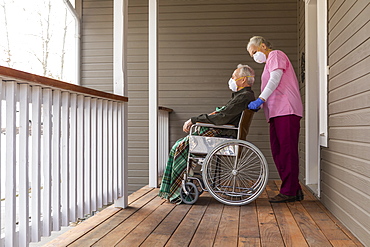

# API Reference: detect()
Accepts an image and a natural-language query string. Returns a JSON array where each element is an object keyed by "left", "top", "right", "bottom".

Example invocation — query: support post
[
  {"left": 149, "top": 0, "right": 159, "bottom": 188},
  {"left": 113, "top": 0, "right": 128, "bottom": 207}
]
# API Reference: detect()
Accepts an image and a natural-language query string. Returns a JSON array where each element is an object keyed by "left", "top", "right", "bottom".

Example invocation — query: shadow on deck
[{"left": 44, "top": 181, "right": 363, "bottom": 247}]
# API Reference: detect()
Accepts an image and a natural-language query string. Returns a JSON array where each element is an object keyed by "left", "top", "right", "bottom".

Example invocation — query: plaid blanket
[{"left": 158, "top": 127, "right": 221, "bottom": 203}]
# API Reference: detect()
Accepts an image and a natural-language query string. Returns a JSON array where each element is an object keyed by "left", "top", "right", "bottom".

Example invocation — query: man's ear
[{"left": 242, "top": 77, "right": 249, "bottom": 86}]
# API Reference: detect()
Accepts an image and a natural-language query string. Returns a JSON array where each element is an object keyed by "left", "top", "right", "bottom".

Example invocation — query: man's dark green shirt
[{"left": 190, "top": 87, "right": 255, "bottom": 135}]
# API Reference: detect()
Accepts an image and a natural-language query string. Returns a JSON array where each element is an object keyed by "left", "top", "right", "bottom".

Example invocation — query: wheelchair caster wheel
[{"left": 180, "top": 182, "right": 199, "bottom": 205}]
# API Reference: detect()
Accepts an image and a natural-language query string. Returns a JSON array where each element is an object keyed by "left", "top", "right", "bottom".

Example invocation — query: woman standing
[{"left": 247, "top": 36, "right": 304, "bottom": 203}]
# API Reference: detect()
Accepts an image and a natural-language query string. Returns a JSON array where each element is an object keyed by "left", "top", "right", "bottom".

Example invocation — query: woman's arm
[{"left": 259, "top": 69, "right": 283, "bottom": 101}]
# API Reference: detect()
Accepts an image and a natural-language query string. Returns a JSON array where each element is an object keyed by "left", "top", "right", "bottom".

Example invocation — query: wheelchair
[{"left": 180, "top": 109, "right": 268, "bottom": 206}]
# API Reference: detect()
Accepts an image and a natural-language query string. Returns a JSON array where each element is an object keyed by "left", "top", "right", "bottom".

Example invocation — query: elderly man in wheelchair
[{"left": 158, "top": 64, "right": 268, "bottom": 205}]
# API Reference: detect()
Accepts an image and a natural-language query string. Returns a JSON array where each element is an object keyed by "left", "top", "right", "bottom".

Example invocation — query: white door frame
[{"left": 304, "top": 0, "right": 328, "bottom": 198}]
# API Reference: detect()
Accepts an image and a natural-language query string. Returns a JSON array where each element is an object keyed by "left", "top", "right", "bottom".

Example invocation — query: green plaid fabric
[{"left": 158, "top": 127, "right": 221, "bottom": 203}]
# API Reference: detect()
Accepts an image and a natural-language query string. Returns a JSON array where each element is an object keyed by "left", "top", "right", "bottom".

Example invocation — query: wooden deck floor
[{"left": 45, "top": 181, "right": 363, "bottom": 247}]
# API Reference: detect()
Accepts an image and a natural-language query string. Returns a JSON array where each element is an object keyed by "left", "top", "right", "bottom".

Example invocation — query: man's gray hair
[
  {"left": 237, "top": 64, "right": 255, "bottom": 86},
  {"left": 247, "top": 36, "right": 272, "bottom": 50}
]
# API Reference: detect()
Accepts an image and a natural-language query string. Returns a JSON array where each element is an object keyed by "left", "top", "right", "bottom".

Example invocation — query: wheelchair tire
[
  {"left": 202, "top": 140, "right": 268, "bottom": 206},
  {"left": 180, "top": 182, "right": 199, "bottom": 205}
]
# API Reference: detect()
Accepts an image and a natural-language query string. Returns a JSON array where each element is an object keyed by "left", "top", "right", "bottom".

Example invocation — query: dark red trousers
[{"left": 269, "top": 114, "right": 301, "bottom": 196}]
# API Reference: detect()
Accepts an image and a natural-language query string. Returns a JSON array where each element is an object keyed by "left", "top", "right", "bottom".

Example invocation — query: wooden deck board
[
  {"left": 116, "top": 203, "right": 176, "bottom": 246},
  {"left": 165, "top": 195, "right": 211, "bottom": 247},
  {"left": 189, "top": 196, "right": 224, "bottom": 247},
  {"left": 267, "top": 181, "right": 308, "bottom": 247},
  {"left": 45, "top": 181, "right": 364, "bottom": 247},
  {"left": 272, "top": 181, "right": 332, "bottom": 247},
  {"left": 68, "top": 188, "right": 159, "bottom": 246},
  {"left": 141, "top": 203, "right": 192, "bottom": 247},
  {"left": 238, "top": 201, "right": 261, "bottom": 246},
  {"left": 93, "top": 192, "right": 164, "bottom": 246},
  {"left": 213, "top": 205, "right": 240, "bottom": 247},
  {"left": 256, "top": 195, "right": 285, "bottom": 247}
]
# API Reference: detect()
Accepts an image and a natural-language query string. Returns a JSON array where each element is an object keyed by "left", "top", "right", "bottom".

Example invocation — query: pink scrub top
[{"left": 261, "top": 50, "right": 303, "bottom": 122}]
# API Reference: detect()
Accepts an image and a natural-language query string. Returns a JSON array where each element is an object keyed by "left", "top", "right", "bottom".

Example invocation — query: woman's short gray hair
[
  {"left": 237, "top": 64, "right": 255, "bottom": 86},
  {"left": 247, "top": 36, "right": 272, "bottom": 50}
]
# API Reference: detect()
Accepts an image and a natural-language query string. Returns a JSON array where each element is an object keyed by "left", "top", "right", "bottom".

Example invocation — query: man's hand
[
  {"left": 248, "top": 98, "right": 264, "bottom": 110},
  {"left": 183, "top": 119, "right": 193, "bottom": 133}
]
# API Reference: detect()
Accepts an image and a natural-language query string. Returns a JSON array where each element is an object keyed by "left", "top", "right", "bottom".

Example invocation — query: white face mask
[
  {"left": 253, "top": 51, "right": 267, "bottom": 63},
  {"left": 228, "top": 78, "right": 238, "bottom": 92}
]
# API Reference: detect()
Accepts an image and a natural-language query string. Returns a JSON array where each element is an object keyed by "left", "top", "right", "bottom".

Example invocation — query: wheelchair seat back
[{"left": 237, "top": 109, "right": 254, "bottom": 141}]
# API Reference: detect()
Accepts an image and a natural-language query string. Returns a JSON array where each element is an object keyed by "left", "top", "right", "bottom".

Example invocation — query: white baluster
[
  {"left": 5, "top": 81, "right": 17, "bottom": 246},
  {"left": 52, "top": 90, "right": 61, "bottom": 231},
  {"left": 108, "top": 101, "right": 113, "bottom": 203},
  {"left": 42, "top": 88, "right": 52, "bottom": 236},
  {"left": 102, "top": 100, "right": 108, "bottom": 205},
  {"left": 69, "top": 94, "right": 77, "bottom": 221},
  {"left": 77, "top": 95, "right": 84, "bottom": 218},
  {"left": 84, "top": 97, "right": 91, "bottom": 215},
  {"left": 90, "top": 98, "right": 97, "bottom": 212},
  {"left": 117, "top": 103, "right": 123, "bottom": 198},
  {"left": 96, "top": 99, "right": 103, "bottom": 209},
  {"left": 19, "top": 84, "right": 30, "bottom": 246},
  {"left": 61, "top": 92, "right": 70, "bottom": 226},
  {"left": 112, "top": 102, "right": 118, "bottom": 200},
  {"left": 31, "top": 86, "right": 42, "bottom": 242}
]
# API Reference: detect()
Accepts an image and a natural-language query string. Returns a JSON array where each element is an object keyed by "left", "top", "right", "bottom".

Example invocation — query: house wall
[
  {"left": 81, "top": 0, "right": 301, "bottom": 194},
  {"left": 322, "top": 0, "right": 370, "bottom": 245},
  {"left": 298, "top": 0, "right": 306, "bottom": 184},
  {"left": 81, "top": 0, "right": 114, "bottom": 92}
]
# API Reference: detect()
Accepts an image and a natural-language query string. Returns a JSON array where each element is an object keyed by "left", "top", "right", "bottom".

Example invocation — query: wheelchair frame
[{"left": 180, "top": 109, "right": 269, "bottom": 206}]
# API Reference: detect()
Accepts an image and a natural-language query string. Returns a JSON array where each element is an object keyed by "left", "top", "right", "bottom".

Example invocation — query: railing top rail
[
  {"left": 0, "top": 66, "right": 128, "bottom": 102},
  {"left": 159, "top": 106, "right": 173, "bottom": 113}
]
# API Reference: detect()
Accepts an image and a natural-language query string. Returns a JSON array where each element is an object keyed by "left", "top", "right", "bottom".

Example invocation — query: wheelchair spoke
[{"left": 203, "top": 140, "right": 269, "bottom": 206}]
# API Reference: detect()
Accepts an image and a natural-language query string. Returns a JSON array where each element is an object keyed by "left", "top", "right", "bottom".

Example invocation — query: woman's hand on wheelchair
[{"left": 183, "top": 119, "right": 193, "bottom": 133}]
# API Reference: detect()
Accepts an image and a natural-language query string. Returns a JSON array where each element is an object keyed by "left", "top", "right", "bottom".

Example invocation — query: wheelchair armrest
[
  {"left": 192, "top": 122, "right": 238, "bottom": 130},
  {"left": 194, "top": 122, "right": 238, "bottom": 129}
]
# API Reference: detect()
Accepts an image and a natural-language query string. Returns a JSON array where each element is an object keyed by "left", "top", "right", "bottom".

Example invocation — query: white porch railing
[
  {"left": 0, "top": 66, "right": 128, "bottom": 247},
  {"left": 158, "top": 106, "right": 172, "bottom": 181}
]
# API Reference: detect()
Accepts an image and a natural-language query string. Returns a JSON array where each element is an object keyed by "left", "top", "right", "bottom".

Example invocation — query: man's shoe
[
  {"left": 296, "top": 189, "right": 304, "bottom": 201},
  {"left": 269, "top": 193, "right": 296, "bottom": 203}
]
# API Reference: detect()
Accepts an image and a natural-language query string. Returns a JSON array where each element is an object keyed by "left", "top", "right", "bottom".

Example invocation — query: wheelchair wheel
[
  {"left": 180, "top": 182, "right": 199, "bottom": 205},
  {"left": 202, "top": 140, "right": 268, "bottom": 206}
]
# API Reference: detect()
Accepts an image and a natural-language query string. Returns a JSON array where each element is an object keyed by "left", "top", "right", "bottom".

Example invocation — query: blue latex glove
[{"left": 248, "top": 98, "right": 264, "bottom": 110}]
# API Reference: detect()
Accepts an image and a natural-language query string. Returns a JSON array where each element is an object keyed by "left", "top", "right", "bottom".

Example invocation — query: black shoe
[
  {"left": 296, "top": 189, "right": 304, "bottom": 201},
  {"left": 269, "top": 193, "right": 296, "bottom": 203}
]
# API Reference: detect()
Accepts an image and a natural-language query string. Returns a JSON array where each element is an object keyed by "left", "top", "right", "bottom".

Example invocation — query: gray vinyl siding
[
  {"left": 323, "top": 0, "right": 370, "bottom": 245},
  {"left": 81, "top": 0, "right": 114, "bottom": 92},
  {"left": 127, "top": 1, "right": 149, "bottom": 193}
]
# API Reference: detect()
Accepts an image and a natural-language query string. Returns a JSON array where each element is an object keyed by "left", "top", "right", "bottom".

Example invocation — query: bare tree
[
  {"left": 40, "top": 0, "right": 52, "bottom": 77},
  {"left": 1, "top": 0, "right": 13, "bottom": 67},
  {"left": 60, "top": 8, "right": 68, "bottom": 80},
  {"left": 1, "top": 0, "right": 73, "bottom": 81}
]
